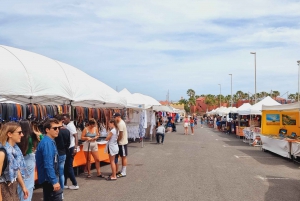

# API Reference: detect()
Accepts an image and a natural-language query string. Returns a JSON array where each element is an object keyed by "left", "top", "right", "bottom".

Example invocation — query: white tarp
[
  {"left": 131, "top": 93, "right": 161, "bottom": 109},
  {"left": 262, "top": 102, "right": 300, "bottom": 111},
  {"left": 119, "top": 88, "right": 145, "bottom": 109},
  {"left": 152, "top": 105, "right": 174, "bottom": 113},
  {"left": 250, "top": 96, "right": 281, "bottom": 115},
  {"left": 0, "top": 45, "right": 126, "bottom": 107},
  {"left": 237, "top": 103, "right": 252, "bottom": 115}
]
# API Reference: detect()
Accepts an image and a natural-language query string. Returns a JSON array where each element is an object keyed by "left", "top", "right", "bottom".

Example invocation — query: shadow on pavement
[
  {"left": 237, "top": 149, "right": 297, "bottom": 168},
  {"left": 264, "top": 176, "right": 300, "bottom": 201}
]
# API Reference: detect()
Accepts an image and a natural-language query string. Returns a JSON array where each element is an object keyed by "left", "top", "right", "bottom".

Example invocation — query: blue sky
[{"left": 1, "top": 0, "right": 300, "bottom": 102}]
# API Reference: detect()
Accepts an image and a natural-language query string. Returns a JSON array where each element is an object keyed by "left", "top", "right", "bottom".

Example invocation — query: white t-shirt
[
  {"left": 118, "top": 120, "right": 128, "bottom": 145},
  {"left": 64, "top": 121, "right": 77, "bottom": 148},
  {"left": 156, "top": 126, "right": 165, "bottom": 134}
]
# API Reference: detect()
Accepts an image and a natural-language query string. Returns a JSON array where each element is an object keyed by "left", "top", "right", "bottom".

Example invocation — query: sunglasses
[
  {"left": 51, "top": 126, "right": 61, "bottom": 131},
  {"left": 14, "top": 131, "right": 23, "bottom": 135}
]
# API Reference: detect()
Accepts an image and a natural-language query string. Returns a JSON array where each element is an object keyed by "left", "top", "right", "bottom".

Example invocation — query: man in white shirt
[
  {"left": 114, "top": 113, "right": 128, "bottom": 178},
  {"left": 62, "top": 114, "right": 79, "bottom": 190},
  {"left": 156, "top": 122, "right": 165, "bottom": 144}
]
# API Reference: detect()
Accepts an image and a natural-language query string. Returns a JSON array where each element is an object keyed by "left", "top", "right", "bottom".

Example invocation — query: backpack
[{"left": 0, "top": 148, "right": 7, "bottom": 176}]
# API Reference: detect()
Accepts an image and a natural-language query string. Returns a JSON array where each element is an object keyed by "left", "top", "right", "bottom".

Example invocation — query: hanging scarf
[{"left": 2, "top": 142, "right": 28, "bottom": 183}]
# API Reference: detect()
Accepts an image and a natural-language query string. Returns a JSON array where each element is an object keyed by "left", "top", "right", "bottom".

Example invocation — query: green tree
[
  {"left": 288, "top": 93, "right": 296, "bottom": 101},
  {"left": 204, "top": 94, "right": 216, "bottom": 106},
  {"left": 187, "top": 89, "right": 195, "bottom": 98},
  {"left": 271, "top": 91, "right": 280, "bottom": 99}
]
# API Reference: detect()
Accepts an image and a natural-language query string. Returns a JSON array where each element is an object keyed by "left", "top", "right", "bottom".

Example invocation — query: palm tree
[
  {"left": 261, "top": 91, "right": 268, "bottom": 98},
  {"left": 187, "top": 89, "right": 195, "bottom": 98},
  {"left": 232, "top": 94, "right": 238, "bottom": 104},
  {"left": 236, "top": 90, "right": 244, "bottom": 100},
  {"left": 224, "top": 95, "right": 231, "bottom": 103},
  {"left": 205, "top": 94, "right": 216, "bottom": 107},
  {"left": 288, "top": 94, "right": 296, "bottom": 101},
  {"left": 271, "top": 91, "right": 280, "bottom": 99}
]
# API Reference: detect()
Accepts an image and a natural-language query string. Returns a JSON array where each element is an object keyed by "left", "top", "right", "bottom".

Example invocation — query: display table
[
  {"left": 261, "top": 135, "right": 291, "bottom": 158},
  {"left": 73, "top": 141, "right": 110, "bottom": 167},
  {"left": 291, "top": 141, "right": 300, "bottom": 158},
  {"left": 236, "top": 126, "right": 245, "bottom": 137},
  {"left": 35, "top": 141, "right": 109, "bottom": 181}
]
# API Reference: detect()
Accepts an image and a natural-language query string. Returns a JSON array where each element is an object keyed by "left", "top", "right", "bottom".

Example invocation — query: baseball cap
[{"left": 113, "top": 113, "right": 121, "bottom": 117}]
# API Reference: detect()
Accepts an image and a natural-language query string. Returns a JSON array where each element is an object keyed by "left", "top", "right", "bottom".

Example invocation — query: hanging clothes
[{"left": 139, "top": 110, "right": 147, "bottom": 138}]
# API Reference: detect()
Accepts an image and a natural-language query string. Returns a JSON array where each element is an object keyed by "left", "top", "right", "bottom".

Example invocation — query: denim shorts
[{"left": 190, "top": 123, "right": 194, "bottom": 127}]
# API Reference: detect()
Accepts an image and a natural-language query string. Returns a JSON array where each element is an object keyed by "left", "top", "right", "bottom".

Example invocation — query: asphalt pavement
[{"left": 32, "top": 123, "right": 300, "bottom": 201}]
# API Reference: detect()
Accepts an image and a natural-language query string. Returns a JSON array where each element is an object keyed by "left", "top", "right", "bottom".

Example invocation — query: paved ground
[{"left": 33, "top": 123, "right": 300, "bottom": 201}]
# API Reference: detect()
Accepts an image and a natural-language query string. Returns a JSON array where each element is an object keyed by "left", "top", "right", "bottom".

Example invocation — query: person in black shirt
[{"left": 54, "top": 114, "right": 70, "bottom": 198}]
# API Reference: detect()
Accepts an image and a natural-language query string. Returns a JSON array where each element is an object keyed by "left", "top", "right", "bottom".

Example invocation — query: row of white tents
[
  {"left": 207, "top": 96, "right": 281, "bottom": 116},
  {"left": 0, "top": 45, "right": 176, "bottom": 113}
]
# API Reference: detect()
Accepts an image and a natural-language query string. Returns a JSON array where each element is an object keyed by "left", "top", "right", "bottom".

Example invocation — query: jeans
[
  {"left": 64, "top": 147, "right": 77, "bottom": 186},
  {"left": 156, "top": 133, "right": 165, "bottom": 143},
  {"left": 58, "top": 155, "right": 66, "bottom": 190},
  {"left": 17, "top": 153, "right": 35, "bottom": 201},
  {"left": 42, "top": 182, "right": 63, "bottom": 201}
]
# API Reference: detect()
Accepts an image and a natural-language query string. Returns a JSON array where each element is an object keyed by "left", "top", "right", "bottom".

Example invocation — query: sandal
[
  {"left": 106, "top": 176, "right": 117, "bottom": 181},
  {"left": 97, "top": 174, "right": 105, "bottom": 178},
  {"left": 87, "top": 174, "right": 92, "bottom": 178}
]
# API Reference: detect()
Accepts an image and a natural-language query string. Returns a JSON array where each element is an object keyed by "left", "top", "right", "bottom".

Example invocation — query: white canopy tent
[
  {"left": 237, "top": 103, "right": 252, "bottom": 115},
  {"left": 152, "top": 105, "right": 174, "bottom": 113},
  {"left": 0, "top": 45, "right": 126, "bottom": 107},
  {"left": 262, "top": 102, "right": 300, "bottom": 111},
  {"left": 250, "top": 96, "right": 281, "bottom": 115},
  {"left": 119, "top": 88, "right": 145, "bottom": 109},
  {"left": 131, "top": 93, "right": 161, "bottom": 109}
]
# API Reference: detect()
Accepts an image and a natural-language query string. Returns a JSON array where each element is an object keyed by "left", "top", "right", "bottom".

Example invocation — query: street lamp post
[
  {"left": 297, "top": 60, "right": 300, "bottom": 102},
  {"left": 250, "top": 52, "right": 257, "bottom": 103},
  {"left": 229, "top": 74, "right": 232, "bottom": 107},
  {"left": 218, "top": 84, "right": 221, "bottom": 107}
]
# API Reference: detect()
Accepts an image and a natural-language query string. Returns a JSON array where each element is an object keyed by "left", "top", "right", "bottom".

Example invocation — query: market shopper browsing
[
  {"left": 81, "top": 118, "right": 103, "bottom": 178},
  {"left": 54, "top": 114, "right": 70, "bottom": 199},
  {"left": 105, "top": 119, "right": 119, "bottom": 181},
  {"left": 114, "top": 113, "right": 128, "bottom": 178},
  {"left": 36, "top": 119, "right": 62, "bottom": 201},
  {"left": 0, "top": 122, "right": 29, "bottom": 201},
  {"left": 62, "top": 114, "right": 79, "bottom": 190},
  {"left": 156, "top": 122, "right": 165, "bottom": 144},
  {"left": 183, "top": 116, "right": 189, "bottom": 135},
  {"left": 17, "top": 120, "right": 42, "bottom": 201}
]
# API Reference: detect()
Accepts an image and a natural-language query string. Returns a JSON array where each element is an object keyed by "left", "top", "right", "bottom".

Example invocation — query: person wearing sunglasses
[
  {"left": 0, "top": 122, "right": 29, "bottom": 201},
  {"left": 36, "top": 119, "right": 62, "bottom": 201},
  {"left": 17, "top": 120, "right": 43, "bottom": 201}
]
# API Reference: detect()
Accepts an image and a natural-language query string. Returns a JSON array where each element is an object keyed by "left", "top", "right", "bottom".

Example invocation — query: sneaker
[
  {"left": 117, "top": 173, "right": 126, "bottom": 178},
  {"left": 69, "top": 185, "right": 79, "bottom": 190},
  {"left": 64, "top": 186, "right": 69, "bottom": 189}
]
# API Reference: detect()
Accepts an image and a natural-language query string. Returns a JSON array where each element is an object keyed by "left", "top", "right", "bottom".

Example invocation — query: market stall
[
  {"left": 261, "top": 102, "right": 300, "bottom": 159},
  {"left": 236, "top": 103, "right": 252, "bottom": 137}
]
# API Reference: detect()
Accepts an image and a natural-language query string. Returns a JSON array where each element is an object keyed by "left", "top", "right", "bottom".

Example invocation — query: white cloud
[{"left": 0, "top": 0, "right": 300, "bottom": 101}]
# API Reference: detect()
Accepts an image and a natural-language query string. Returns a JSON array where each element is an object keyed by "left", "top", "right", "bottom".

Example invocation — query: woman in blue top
[
  {"left": 81, "top": 118, "right": 103, "bottom": 178},
  {"left": 0, "top": 122, "right": 29, "bottom": 201}
]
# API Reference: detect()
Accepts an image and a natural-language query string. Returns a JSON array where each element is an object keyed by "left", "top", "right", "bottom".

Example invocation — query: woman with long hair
[
  {"left": 31, "top": 121, "right": 43, "bottom": 150},
  {"left": 105, "top": 119, "right": 119, "bottom": 181},
  {"left": 81, "top": 118, "right": 103, "bottom": 178},
  {"left": 17, "top": 120, "right": 43, "bottom": 201},
  {"left": 0, "top": 122, "right": 29, "bottom": 201}
]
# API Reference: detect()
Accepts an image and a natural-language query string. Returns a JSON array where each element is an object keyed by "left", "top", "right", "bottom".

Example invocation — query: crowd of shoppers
[{"left": 0, "top": 112, "right": 130, "bottom": 201}]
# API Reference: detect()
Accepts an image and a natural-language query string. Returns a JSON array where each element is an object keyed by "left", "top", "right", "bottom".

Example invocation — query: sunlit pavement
[{"left": 33, "top": 123, "right": 300, "bottom": 201}]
